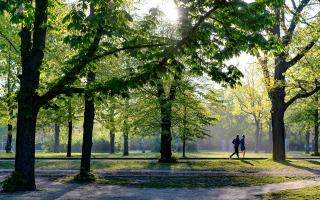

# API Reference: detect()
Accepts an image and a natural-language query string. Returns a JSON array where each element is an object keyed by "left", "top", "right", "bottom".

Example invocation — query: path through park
[{"left": 0, "top": 173, "right": 319, "bottom": 199}]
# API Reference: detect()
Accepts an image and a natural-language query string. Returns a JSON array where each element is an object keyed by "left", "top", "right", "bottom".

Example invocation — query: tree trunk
[
  {"left": 157, "top": 78, "right": 178, "bottom": 162},
  {"left": 268, "top": 119, "right": 273, "bottom": 153},
  {"left": 182, "top": 105, "right": 187, "bottom": 158},
  {"left": 109, "top": 103, "right": 115, "bottom": 154},
  {"left": 270, "top": 95, "right": 286, "bottom": 161},
  {"left": 5, "top": 47, "right": 13, "bottom": 153},
  {"left": 123, "top": 130, "right": 129, "bottom": 156},
  {"left": 54, "top": 124, "right": 60, "bottom": 153},
  {"left": 182, "top": 135, "right": 186, "bottom": 158},
  {"left": 80, "top": 72, "right": 95, "bottom": 176},
  {"left": 254, "top": 119, "right": 260, "bottom": 153},
  {"left": 269, "top": 49, "right": 288, "bottom": 161},
  {"left": 110, "top": 130, "right": 115, "bottom": 153},
  {"left": 123, "top": 98, "right": 129, "bottom": 156},
  {"left": 67, "top": 120, "right": 72, "bottom": 157},
  {"left": 314, "top": 97, "right": 319, "bottom": 155},
  {"left": 5, "top": 123, "right": 13, "bottom": 153},
  {"left": 141, "top": 137, "right": 145, "bottom": 153},
  {"left": 67, "top": 98, "right": 73, "bottom": 157},
  {"left": 14, "top": 102, "right": 39, "bottom": 191},
  {"left": 306, "top": 130, "right": 310, "bottom": 154}
]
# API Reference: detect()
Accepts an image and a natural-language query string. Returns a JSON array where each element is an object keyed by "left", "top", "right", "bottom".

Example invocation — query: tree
[
  {"left": 231, "top": 65, "right": 271, "bottom": 152},
  {"left": 0, "top": 13, "right": 19, "bottom": 153},
  {"left": 257, "top": 0, "right": 319, "bottom": 161},
  {"left": 1, "top": 0, "right": 151, "bottom": 191},
  {"left": 173, "top": 80, "right": 216, "bottom": 157},
  {"left": 123, "top": 0, "right": 273, "bottom": 162}
]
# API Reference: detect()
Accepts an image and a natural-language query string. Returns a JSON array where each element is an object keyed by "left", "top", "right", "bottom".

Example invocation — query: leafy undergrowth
[
  {"left": 263, "top": 186, "right": 320, "bottom": 200},
  {"left": 93, "top": 176, "right": 305, "bottom": 188}
]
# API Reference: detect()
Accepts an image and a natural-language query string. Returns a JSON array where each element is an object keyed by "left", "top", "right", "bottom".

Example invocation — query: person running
[
  {"left": 240, "top": 135, "right": 246, "bottom": 158},
  {"left": 229, "top": 135, "right": 240, "bottom": 159}
]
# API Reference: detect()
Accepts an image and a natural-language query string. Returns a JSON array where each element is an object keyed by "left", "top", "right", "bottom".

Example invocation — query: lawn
[
  {"left": 89, "top": 176, "right": 305, "bottom": 188},
  {"left": 0, "top": 159, "right": 319, "bottom": 173},
  {"left": 263, "top": 186, "right": 320, "bottom": 200},
  {"left": 0, "top": 151, "right": 317, "bottom": 159}
]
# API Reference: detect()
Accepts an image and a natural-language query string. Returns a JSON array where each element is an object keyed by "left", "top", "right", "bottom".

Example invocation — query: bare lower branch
[{"left": 285, "top": 81, "right": 320, "bottom": 110}]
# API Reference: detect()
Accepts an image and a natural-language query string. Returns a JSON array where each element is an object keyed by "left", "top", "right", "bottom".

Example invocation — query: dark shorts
[{"left": 241, "top": 146, "right": 246, "bottom": 151}]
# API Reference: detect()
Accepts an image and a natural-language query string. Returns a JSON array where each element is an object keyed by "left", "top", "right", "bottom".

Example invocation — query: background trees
[{"left": 0, "top": 0, "right": 318, "bottom": 192}]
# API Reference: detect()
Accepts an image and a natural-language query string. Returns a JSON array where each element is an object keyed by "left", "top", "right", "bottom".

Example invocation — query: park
[{"left": 0, "top": 0, "right": 319, "bottom": 199}]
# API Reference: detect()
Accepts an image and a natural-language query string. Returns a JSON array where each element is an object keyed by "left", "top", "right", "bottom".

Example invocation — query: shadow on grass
[
  {"left": 276, "top": 160, "right": 320, "bottom": 175},
  {"left": 240, "top": 159, "right": 254, "bottom": 166},
  {"left": 306, "top": 160, "right": 320, "bottom": 166}
]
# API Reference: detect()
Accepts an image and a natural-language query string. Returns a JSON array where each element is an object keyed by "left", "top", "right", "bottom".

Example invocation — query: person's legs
[
  {"left": 230, "top": 148, "right": 237, "bottom": 158},
  {"left": 242, "top": 150, "right": 246, "bottom": 158},
  {"left": 236, "top": 147, "right": 239, "bottom": 158}
]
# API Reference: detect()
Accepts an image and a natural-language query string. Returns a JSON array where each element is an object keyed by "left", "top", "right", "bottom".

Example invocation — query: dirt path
[
  {"left": 0, "top": 168, "right": 319, "bottom": 177},
  {"left": 0, "top": 177, "right": 319, "bottom": 200}
]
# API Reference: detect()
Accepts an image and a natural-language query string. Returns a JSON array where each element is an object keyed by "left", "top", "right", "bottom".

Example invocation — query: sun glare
[{"left": 161, "top": 1, "right": 179, "bottom": 22}]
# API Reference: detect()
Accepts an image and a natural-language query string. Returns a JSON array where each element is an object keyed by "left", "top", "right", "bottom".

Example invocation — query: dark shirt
[
  {"left": 240, "top": 138, "right": 245, "bottom": 148},
  {"left": 232, "top": 138, "right": 240, "bottom": 148}
]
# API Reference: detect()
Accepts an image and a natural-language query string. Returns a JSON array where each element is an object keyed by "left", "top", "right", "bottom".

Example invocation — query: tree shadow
[
  {"left": 240, "top": 159, "right": 254, "bottom": 166},
  {"left": 0, "top": 176, "right": 84, "bottom": 200},
  {"left": 306, "top": 160, "right": 320, "bottom": 166},
  {"left": 276, "top": 160, "right": 320, "bottom": 175}
]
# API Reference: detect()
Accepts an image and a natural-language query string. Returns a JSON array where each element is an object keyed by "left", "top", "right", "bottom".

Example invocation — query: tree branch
[
  {"left": 286, "top": 39, "right": 317, "bottom": 68},
  {"left": 91, "top": 43, "right": 168, "bottom": 61},
  {"left": 290, "top": 0, "right": 297, "bottom": 10},
  {"left": 285, "top": 80, "right": 320, "bottom": 110},
  {"left": 283, "top": 0, "right": 311, "bottom": 45},
  {"left": 0, "top": 30, "right": 19, "bottom": 53}
]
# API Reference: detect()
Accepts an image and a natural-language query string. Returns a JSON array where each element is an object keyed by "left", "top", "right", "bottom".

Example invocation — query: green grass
[
  {"left": 0, "top": 159, "right": 320, "bottom": 173},
  {"left": 93, "top": 176, "right": 305, "bottom": 188},
  {"left": 0, "top": 151, "right": 318, "bottom": 159},
  {"left": 263, "top": 186, "right": 320, "bottom": 200}
]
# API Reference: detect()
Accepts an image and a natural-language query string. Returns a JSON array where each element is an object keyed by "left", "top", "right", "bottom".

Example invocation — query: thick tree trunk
[
  {"left": 269, "top": 50, "right": 288, "bottom": 161},
  {"left": 306, "top": 130, "right": 310, "bottom": 154},
  {"left": 14, "top": 102, "right": 39, "bottom": 191},
  {"left": 67, "top": 120, "right": 72, "bottom": 157},
  {"left": 54, "top": 124, "right": 60, "bottom": 153},
  {"left": 314, "top": 98, "right": 319, "bottom": 155},
  {"left": 271, "top": 101, "right": 286, "bottom": 161},
  {"left": 80, "top": 72, "right": 95, "bottom": 176}
]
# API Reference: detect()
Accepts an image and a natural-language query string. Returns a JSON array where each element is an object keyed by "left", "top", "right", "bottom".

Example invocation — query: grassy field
[
  {"left": 0, "top": 151, "right": 318, "bottom": 159},
  {"left": 0, "top": 158, "right": 319, "bottom": 173},
  {"left": 90, "top": 176, "right": 305, "bottom": 188},
  {"left": 263, "top": 186, "right": 320, "bottom": 200}
]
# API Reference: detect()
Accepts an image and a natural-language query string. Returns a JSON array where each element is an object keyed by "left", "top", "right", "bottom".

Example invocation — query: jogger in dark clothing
[{"left": 230, "top": 135, "right": 240, "bottom": 158}]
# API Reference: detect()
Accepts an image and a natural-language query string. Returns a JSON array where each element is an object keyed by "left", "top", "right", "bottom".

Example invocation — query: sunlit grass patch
[{"left": 263, "top": 186, "right": 320, "bottom": 200}]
